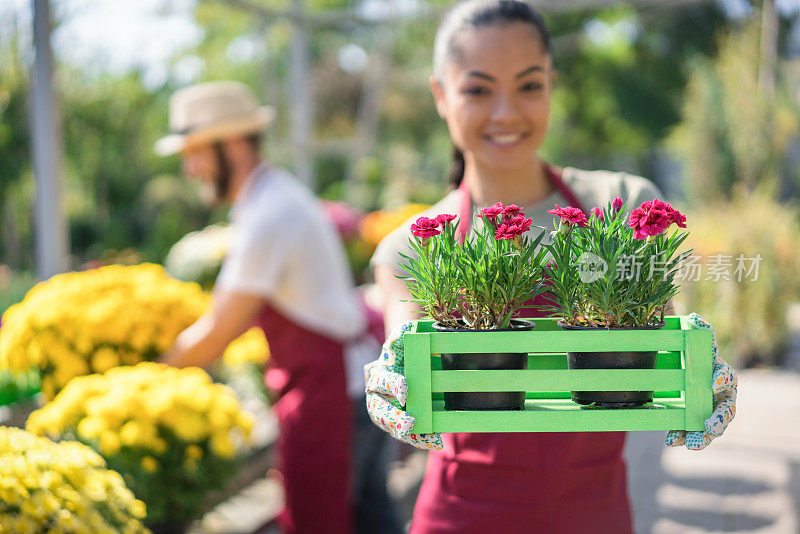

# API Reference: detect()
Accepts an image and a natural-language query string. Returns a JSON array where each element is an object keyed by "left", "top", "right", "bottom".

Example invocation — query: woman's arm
[{"left": 375, "top": 264, "right": 423, "bottom": 338}]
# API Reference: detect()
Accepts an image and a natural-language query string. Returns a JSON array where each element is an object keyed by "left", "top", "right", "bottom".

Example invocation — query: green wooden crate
[{"left": 404, "top": 316, "right": 713, "bottom": 434}]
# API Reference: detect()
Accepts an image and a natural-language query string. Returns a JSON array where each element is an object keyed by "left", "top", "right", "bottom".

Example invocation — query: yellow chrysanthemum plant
[
  {"left": 0, "top": 264, "right": 269, "bottom": 400},
  {"left": 218, "top": 327, "right": 271, "bottom": 405},
  {"left": 0, "top": 426, "right": 149, "bottom": 534},
  {"left": 221, "top": 327, "right": 269, "bottom": 367},
  {"left": 27, "top": 362, "right": 255, "bottom": 528},
  {"left": 359, "top": 203, "right": 431, "bottom": 248}
]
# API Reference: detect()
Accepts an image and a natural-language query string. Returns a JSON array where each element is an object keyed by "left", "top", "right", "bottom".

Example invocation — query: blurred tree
[
  {"left": 0, "top": 24, "right": 33, "bottom": 269},
  {"left": 669, "top": 16, "right": 800, "bottom": 203},
  {"left": 542, "top": 4, "right": 728, "bottom": 179}
]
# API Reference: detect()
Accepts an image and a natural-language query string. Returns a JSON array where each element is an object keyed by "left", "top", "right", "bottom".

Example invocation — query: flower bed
[
  {"left": 27, "top": 362, "right": 255, "bottom": 527},
  {"left": 0, "top": 426, "right": 149, "bottom": 533},
  {"left": 0, "top": 264, "right": 268, "bottom": 399}
]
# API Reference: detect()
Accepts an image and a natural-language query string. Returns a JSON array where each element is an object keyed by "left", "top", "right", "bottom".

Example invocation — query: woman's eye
[
  {"left": 520, "top": 82, "right": 542, "bottom": 92},
  {"left": 463, "top": 86, "right": 490, "bottom": 96}
]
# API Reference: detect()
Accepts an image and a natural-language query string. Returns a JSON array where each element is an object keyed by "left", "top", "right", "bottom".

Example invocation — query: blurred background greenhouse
[
  {"left": 1, "top": 0, "right": 800, "bottom": 532},
  {"left": 2, "top": 0, "right": 800, "bottom": 368}
]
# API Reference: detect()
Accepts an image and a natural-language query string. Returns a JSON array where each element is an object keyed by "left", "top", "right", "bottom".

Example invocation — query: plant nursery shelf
[{"left": 405, "top": 316, "right": 713, "bottom": 434}]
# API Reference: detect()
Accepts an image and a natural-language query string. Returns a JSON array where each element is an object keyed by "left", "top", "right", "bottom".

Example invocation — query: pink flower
[
  {"left": 502, "top": 204, "right": 522, "bottom": 217},
  {"left": 547, "top": 204, "right": 588, "bottom": 227},
  {"left": 628, "top": 199, "right": 687, "bottom": 240},
  {"left": 591, "top": 207, "right": 604, "bottom": 220},
  {"left": 410, "top": 216, "right": 441, "bottom": 238},
  {"left": 436, "top": 213, "right": 457, "bottom": 226},
  {"left": 480, "top": 202, "right": 505, "bottom": 222},
  {"left": 668, "top": 206, "right": 687, "bottom": 228},
  {"left": 611, "top": 197, "right": 624, "bottom": 212},
  {"left": 322, "top": 201, "right": 364, "bottom": 240},
  {"left": 495, "top": 215, "right": 533, "bottom": 240}
]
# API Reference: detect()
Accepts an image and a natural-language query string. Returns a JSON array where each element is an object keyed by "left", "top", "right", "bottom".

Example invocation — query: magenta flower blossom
[
  {"left": 611, "top": 197, "right": 624, "bottom": 212},
  {"left": 411, "top": 216, "right": 441, "bottom": 238},
  {"left": 628, "top": 199, "right": 687, "bottom": 240},
  {"left": 436, "top": 213, "right": 457, "bottom": 226},
  {"left": 591, "top": 207, "right": 604, "bottom": 221},
  {"left": 502, "top": 204, "right": 522, "bottom": 217},
  {"left": 495, "top": 215, "right": 533, "bottom": 240},
  {"left": 547, "top": 204, "right": 588, "bottom": 227},
  {"left": 480, "top": 203, "right": 505, "bottom": 222}
]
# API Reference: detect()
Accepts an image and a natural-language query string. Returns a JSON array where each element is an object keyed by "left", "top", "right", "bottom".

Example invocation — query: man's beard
[{"left": 200, "top": 142, "right": 232, "bottom": 204}]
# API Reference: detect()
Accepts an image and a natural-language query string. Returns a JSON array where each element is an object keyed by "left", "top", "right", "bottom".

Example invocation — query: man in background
[{"left": 156, "top": 81, "right": 400, "bottom": 534}]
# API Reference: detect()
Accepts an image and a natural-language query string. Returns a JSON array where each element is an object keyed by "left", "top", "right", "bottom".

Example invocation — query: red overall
[
  {"left": 257, "top": 304, "right": 353, "bottom": 534},
  {"left": 409, "top": 165, "right": 632, "bottom": 534}
]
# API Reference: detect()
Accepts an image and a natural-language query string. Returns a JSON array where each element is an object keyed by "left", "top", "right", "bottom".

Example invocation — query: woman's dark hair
[{"left": 434, "top": 0, "right": 552, "bottom": 187}]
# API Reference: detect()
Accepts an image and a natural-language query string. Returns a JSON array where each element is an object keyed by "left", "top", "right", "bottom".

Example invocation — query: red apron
[
  {"left": 257, "top": 304, "right": 353, "bottom": 534},
  {"left": 409, "top": 164, "right": 632, "bottom": 534}
]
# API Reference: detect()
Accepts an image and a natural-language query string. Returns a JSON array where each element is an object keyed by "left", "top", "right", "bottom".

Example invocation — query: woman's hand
[
  {"left": 665, "top": 313, "right": 737, "bottom": 450},
  {"left": 364, "top": 321, "right": 443, "bottom": 450}
]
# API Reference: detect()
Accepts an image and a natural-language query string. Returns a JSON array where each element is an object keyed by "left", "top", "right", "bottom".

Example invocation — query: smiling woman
[{"left": 367, "top": 1, "right": 670, "bottom": 533}]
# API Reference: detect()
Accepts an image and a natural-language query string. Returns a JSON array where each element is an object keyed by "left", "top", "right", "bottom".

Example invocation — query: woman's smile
[{"left": 484, "top": 131, "right": 530, "bottom": 148}]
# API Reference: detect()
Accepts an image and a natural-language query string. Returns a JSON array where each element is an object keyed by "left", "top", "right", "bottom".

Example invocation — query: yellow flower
[
  {"left": 90, "top": 347, "right": 119, "bottom": 373},
  {"left": 24, "top": 362, "right": 253, "bottom": 524},
  {"left": 360, "top": 203, "right": 431, "bottom": 246},
  {"left": 140, "top": 456, "right": 158, "bottom": 473},
  {"left": 99, "top": 431, "right": 120, "bottom": 456},
  {"left": 119, "top": 421, "right": 158, "bottom": 449},
  {"left": 0, "top": 427, "right": 148, "bottom": 532},
  {"left": 185, "top": 444, "right": 203, "bottom": 460},
  {"left": 210, "top": 432, "right": 235, "bottom": 459},
  {"left": 76, "top": 417, "right": 106, "bottom": 440},
  {"left": 0, "top": 264, "right": 211, "bottom": 399},
  {"left": 222, "top": 327, "right": 270, "bottom": 366}
]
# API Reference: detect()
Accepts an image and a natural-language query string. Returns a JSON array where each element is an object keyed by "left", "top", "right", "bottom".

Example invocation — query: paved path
[
  {"left": 188, "top": 369, "right": 800, "bottom": 533},
  {"left": 625, "top": 369, "right": 800, "bottom": 534}
]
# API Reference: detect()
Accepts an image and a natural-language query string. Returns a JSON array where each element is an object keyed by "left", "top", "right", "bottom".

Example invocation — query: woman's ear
[{"left": 429, "top": 75, "right": 448, "bottom": 120}]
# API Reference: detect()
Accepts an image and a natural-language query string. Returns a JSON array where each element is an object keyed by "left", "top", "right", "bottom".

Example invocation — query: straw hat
[{"left": 154, "top": 81, "right": 275, "bottom": 156}]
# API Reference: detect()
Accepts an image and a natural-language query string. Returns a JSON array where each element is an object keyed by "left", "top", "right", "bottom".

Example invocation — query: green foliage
[
  {"left": 0, "top": 269, "right": 36, "bottom": 317},
  {"left": 85, "top": 426, "right": 240, "bottom": 524},
  {"left": 669, "top": 19, "right": 800, "bottom": 202},
  {"left": 0, "top": 41, "right": 34, "bottom": 268},
  {"left": 676, "top": 192, "right": 800, "bottom": 367},
  {"left": 543, "top": 5, "right": 727, "bottom": 173},
  {"left": 0, "top": 368, "right": 39, "bottom": 407}
]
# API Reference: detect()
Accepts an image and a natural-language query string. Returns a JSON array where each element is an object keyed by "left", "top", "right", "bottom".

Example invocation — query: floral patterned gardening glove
[
  {"left": 664, "top": 313, "right": 737, "bottom": 450},
  {"left": 364, "top": 321, "right": 443, "bottom": 450}
]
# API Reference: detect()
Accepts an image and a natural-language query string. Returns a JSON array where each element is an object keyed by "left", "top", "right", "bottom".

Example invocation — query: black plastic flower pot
[
  {"left": 557, "top": 321, "right": 665, "bottom": 408},
  {"left": 431, "top": 319, "right": 535, "bottom": 411}
]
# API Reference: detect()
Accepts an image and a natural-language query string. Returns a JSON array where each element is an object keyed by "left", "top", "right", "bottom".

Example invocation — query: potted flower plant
[
  {"left": 0, "top": 426, "right": 149, "bottom": 533},
  {"left": 399, "top": 204, "right": 548, "bottom": 410},
  {"left": 544, "top": 197, "right": 691, "bottom": 407},
  {"left": 27, "top": 362, "right": 255, "bottom": 532}
]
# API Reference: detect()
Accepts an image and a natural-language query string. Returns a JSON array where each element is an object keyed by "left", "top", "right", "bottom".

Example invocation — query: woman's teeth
[{"left": 489, "top": 133, "right": 522, "bottom": 144}]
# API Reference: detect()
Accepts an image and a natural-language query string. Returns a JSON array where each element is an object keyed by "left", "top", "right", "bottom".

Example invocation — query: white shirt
[{"left": 217, "top": 164, "right": 366, "bottom": 343}]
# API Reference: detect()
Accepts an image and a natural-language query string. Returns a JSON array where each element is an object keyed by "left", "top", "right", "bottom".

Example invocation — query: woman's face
[{"left": 431, "top": 22, "right": 555, "bottom": 173}]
